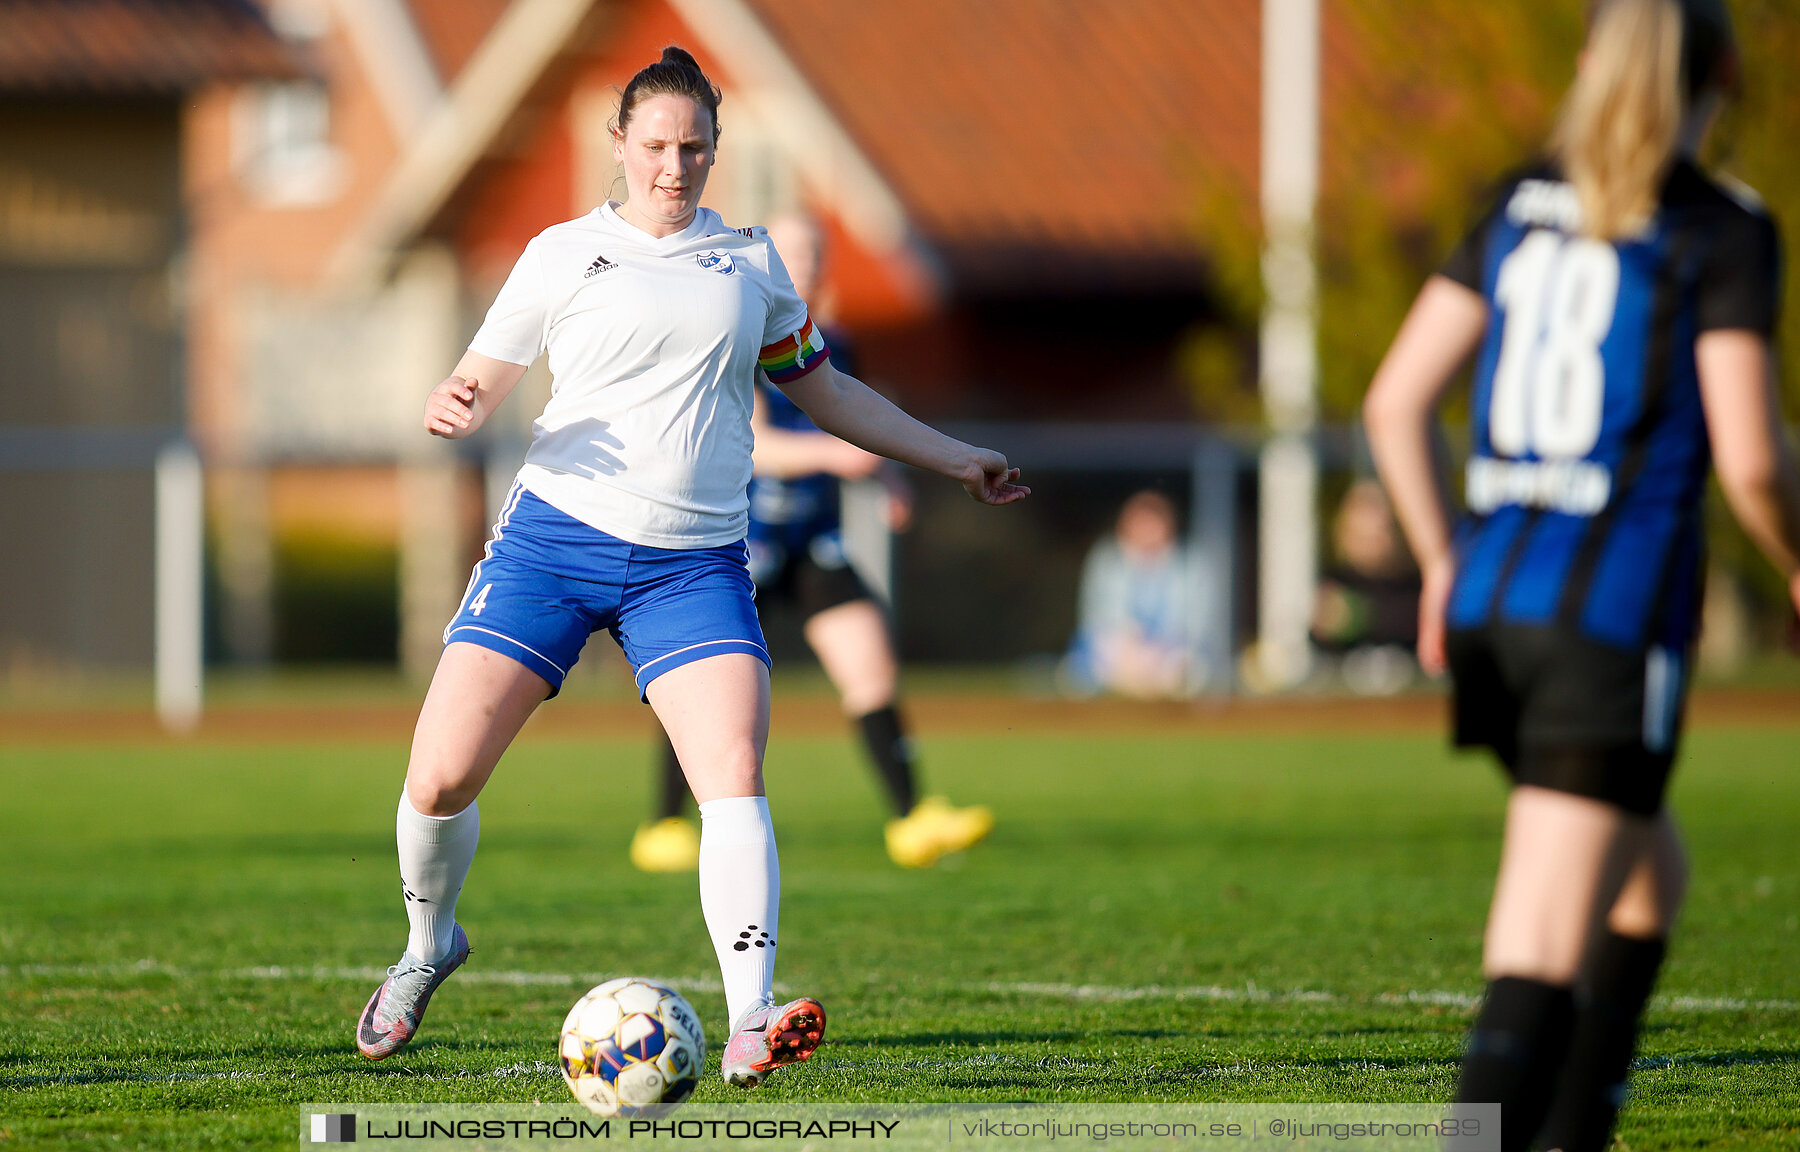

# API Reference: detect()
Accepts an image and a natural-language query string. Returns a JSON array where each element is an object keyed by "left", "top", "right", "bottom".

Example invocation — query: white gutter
[{"left": 328, "top": 0, "right": 444, "bottom": 137}]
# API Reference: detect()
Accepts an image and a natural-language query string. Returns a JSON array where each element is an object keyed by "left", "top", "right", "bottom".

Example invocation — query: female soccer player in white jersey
[
  {"left": 354, "top": 47, "right": 1028, "bottom": 1088},
  {"left": 1366, "top": 2, "right": 1799, "bottom": 1148}
]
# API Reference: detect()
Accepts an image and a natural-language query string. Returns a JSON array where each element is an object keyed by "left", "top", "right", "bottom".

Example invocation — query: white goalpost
[
  {"left": 1257, "top": 0, "right": 1321, "bottom": 690},
  {"left": 155, "top": 441, "right": 205, "bottom": 732}
]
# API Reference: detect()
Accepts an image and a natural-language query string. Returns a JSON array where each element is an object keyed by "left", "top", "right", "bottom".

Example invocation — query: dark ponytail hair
[{"left": 617, "top": 46, "right": 723, "bottom": 143}]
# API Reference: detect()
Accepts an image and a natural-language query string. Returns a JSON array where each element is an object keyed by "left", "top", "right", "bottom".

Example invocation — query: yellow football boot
[
  {"left": 629, "top": 816, "right": 700, "bottom": 872},
  {"left": 884, "top": 796, "right": 995, "bottom": 868}
]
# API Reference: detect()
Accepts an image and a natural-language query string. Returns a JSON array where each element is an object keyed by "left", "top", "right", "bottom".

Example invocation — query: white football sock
[
  {"left": 698, "top": 795, "right": 780, "bottom": 1026},
  {"left": 395, "top": 789, "right": 479, "bottom": 964}
]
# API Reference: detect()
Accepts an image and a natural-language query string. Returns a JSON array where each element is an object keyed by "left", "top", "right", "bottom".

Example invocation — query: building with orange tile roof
[
  {"left": 0, "top": 0, "right": 297, "bottom": 678},
  {"left": 169, "top": 0, "right": 1265, "bottom": 673}
]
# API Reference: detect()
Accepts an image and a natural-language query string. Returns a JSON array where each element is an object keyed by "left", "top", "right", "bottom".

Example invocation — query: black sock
[
  {"left": 855, "top": 705, "right": 916, "bottom": 816},
  {"left": 1455, "top": 976, "right": 1577, "bottom": 1152},
  {"left": 1538, "top": 933, "right": 1667, "bottom": 1152},
  {"left": 655, "top": 728, "right": 688, "bottom": 821}
]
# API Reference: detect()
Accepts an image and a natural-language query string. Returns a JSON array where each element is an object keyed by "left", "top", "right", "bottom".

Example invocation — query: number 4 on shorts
[{"left": 469, "top": 583, "right": 492, "bottom": 617}]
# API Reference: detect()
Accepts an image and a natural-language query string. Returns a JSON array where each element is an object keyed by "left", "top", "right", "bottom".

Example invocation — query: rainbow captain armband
[{"left": 758, "top": 316, "right": 831, "bottom": 384}]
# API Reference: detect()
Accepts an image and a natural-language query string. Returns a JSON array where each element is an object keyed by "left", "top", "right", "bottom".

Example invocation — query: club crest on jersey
[
  {"left": 583, "top": 253, "right": 618, "bottom": 278},
  {"left": 696, "top": 250, "right": 736, "bottom": 275}
]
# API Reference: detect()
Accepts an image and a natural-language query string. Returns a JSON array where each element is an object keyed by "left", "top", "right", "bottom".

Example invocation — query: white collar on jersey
[{"left": 597, "top": 201, "right": 732, "bottom": 251}]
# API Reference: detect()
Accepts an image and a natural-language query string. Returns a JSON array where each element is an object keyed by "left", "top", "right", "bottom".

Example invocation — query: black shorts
[
  {"left": 1447, "top": 625, "right": 1689, "bottom": 816},
  {"left": 750, "top": 536, "right": 874, "bottom": 620}
]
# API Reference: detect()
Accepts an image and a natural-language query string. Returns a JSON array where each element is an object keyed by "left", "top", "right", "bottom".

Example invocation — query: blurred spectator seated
[
  {"left": 1062, "top": 490, "right": 1212, "bottom": 698},
  {"left": 1310, "top": 479, "right": 1421, "bottom": 694}
]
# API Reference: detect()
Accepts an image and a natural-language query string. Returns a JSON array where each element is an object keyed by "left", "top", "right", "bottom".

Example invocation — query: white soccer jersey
[{"left": 468, "top": 203, "right": 828, "bottom": 549}]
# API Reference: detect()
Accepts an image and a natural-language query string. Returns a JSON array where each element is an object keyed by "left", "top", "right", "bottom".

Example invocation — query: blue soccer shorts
[{"left": 443, "top": 484, "right": 770, "bottom": 699}]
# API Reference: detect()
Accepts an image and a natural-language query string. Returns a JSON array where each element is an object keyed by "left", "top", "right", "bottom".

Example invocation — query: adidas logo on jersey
[{"left": 583, "top": 253, "right": 618, "bottom": 278}]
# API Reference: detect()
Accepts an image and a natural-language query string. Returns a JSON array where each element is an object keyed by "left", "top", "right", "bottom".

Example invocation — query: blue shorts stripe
[
  {"left": 633, "top": 638, "right": 772, "bottom": 695},
  {"left": 445, "top": 624, "right": 570, "bottom": 685}
]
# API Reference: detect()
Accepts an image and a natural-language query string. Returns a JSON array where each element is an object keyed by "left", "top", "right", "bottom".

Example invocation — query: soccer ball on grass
[{"left": 559, "top": 978, "right": 706, "bottom": 1116}]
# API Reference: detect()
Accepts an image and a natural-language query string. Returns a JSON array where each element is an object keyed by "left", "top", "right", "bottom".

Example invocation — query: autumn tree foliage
[{"left": 1186, "top": 0, "right": 1796, "bottom": 427}]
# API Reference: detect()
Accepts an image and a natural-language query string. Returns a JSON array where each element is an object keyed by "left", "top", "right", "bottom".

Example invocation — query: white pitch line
[
  {"left": 3, "top": 964, "right": 1795, "bottom": 1014},
  {"left": 1378, "top": 990, "right": 1479, "bottom": 1009},
  {"left": 236, "top": 965, "right": 581, "bottom": 986},
  {"left": 6, "top": 1070, "right": 266, "bottom": 1087},
  {"left": 0, "top": 962, "right": 723, "bottom": 992},
  {"left": 6, "top": 1061, "right": 564, "bottom": 1089},
  {"left": 971, "top": 980, "right": 1800, "bottom": 1015},
  {"left": 978, "top": 981, "right": 1334, "bottom": 1004},
  {"left": 0, "top": 960, "right": 188, "bottom": 979},
  {"left": 1659, "top": 994, "right": 1798, "bottom": 1013},
  {"left": 18, "top": 1045, "right": 1785, "bottom": 1091}
]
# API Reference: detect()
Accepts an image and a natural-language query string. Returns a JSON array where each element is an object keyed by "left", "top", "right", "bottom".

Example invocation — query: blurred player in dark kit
[
  {"left": 630, "top": 212, "right": 994, "bottom": 873},
  {"left": 1364, "top": 1, "right": 1800, "bottom": 1148}
]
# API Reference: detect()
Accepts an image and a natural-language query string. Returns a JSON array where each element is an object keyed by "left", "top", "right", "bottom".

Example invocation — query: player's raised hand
[
  {"left": 880, "top": 469, "right": 914, "bottom": 532},
  {"left": 960, "top": 448, "right": 1029, "bottom": 506},
  {"left": 424, "top": 375, "right": 478, "bottom": 438}
]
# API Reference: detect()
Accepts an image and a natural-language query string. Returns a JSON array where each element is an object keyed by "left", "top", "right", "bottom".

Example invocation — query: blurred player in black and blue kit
[
  {"left": 630, "top": 212, "right": 995, "bottom": 873},
  {"left": 1365, "top": 1, "right": 1800, "bottom": 1149}
]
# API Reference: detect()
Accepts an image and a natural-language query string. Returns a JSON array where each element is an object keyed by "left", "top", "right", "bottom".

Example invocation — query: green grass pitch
[{"left": 3, "top": 709, "right": 1797, "bottom": 1148}]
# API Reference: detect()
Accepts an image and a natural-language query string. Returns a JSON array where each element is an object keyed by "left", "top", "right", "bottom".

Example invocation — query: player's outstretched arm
[
  {"left": 776, "top": 361, "right": 1029, "bottom": 506},
  {"left": 424, "top": 351, "right": 530, "bottom": 439},
  {"left": 1698, "top": 329, "right": 1800, "bottom": 615},
  {"left": 1362, "top": 275, "right": 1489, "bottom": 674}
]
